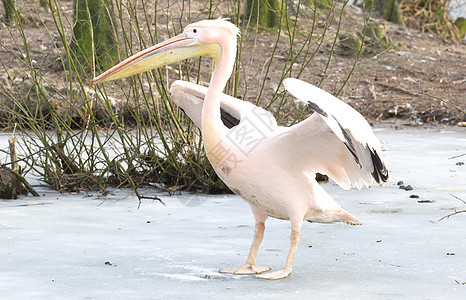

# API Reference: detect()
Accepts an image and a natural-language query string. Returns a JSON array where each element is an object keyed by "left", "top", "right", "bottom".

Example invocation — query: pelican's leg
[
  {"left": 219, "top": 207, "right": 271, "bottom": 275},
  {"left": 256, "top": 218, "right": 303, "bottom": 280}
]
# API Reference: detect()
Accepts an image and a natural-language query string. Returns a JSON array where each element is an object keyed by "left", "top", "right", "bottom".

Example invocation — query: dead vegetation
[
  {"left": 0, "top": 0, "right": 464, "bottom": 195},
  {"left": 400, "top": 0, "right": 462, "bottom": 41}
]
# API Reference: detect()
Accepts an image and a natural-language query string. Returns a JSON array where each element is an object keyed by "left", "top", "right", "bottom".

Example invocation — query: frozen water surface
[{"left": 1, "top": 127, "right": 465, "bottom": 299}]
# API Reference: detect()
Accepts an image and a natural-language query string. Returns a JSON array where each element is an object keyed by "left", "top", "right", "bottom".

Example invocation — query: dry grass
[
  {"left": 400, "top": 0, "right": 461, "bottom": 41},
  {"left": 0, "top": 0, "right": 364, "bottom": 198}
]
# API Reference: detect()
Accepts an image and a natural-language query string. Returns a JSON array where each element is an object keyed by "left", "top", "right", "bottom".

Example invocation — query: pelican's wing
[
  {"left": 265, "top": 78, "right": 389, "bottom": 189},
  {"left": 169, "top": 80, "right": 277, "bottom": 129}
]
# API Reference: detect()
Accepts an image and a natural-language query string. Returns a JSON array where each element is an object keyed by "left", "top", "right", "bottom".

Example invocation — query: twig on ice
[{"left": 438, "top": 194, "right": 466, "bottom": 221}]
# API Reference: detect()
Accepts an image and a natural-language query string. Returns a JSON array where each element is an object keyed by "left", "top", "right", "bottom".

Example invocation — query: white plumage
[
  {"left": 92, "top": 19, "right": 389, "bottom": 280},
  {"left": 170, "top": 79, "right": 388, "bottom": 191}
]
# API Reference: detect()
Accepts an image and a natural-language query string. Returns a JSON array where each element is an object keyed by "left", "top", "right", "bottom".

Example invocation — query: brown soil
[
  {"left": 342, "top": 5, "right": 466, "bottom": 126},
  {"left": 0, "top": 1, "right": 465, "bottom": 126},
  {"left": 234, "top": 4, "right": 465, "bottom": 126}
]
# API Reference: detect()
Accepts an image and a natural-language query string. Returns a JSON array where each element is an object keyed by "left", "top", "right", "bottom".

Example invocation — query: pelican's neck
[{"left": 202, "top": 36, "right": 237, "bottom": 165}]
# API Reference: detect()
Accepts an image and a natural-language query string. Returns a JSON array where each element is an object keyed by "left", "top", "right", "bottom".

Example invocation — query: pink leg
[
  {"left": 219, "top": 206, "right": 271, "bottom": 275},
  {"left": 256, "top": 218, "right": 303, "bottom": 280}
]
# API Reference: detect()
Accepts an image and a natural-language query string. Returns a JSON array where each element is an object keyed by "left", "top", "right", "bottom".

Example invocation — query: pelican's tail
[
  {"left": 305, "top": 179, "right": 362, "bottom": 225},
  {"left": 341, "top": 209, "right": 362, "bottom": 225},
  {"left": 305, "top": 208, "right": 361, "bottom": 225}
]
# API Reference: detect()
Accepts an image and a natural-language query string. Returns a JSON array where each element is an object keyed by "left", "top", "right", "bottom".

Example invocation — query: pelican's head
[{"left": 91, "top": 18, "right": 239, "bottom": 86}]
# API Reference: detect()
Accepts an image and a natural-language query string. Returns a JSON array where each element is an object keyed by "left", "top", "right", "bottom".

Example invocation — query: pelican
[{"left": 92, "top": 19, "right": 389, "bottom": 280}]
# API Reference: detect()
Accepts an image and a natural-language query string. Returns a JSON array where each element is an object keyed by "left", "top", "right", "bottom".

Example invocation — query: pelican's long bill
[{"left": 91, "top": 33, "right": 221, "bottom": 86}]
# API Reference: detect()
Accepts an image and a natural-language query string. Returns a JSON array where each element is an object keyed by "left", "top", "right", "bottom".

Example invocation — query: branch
[
  {"left": 450, "top": 193, "right": 466, "bottom": 205},
  {"left": 421, "top": 92, "right": 466, "bottom": 115},
  {"left": 438, "top": 194, "right": 466, "bottom": 221},
  {"left": 449, "top": 153, "right": 466, "bottom": 160},
  {"left": 439, "top": 209, "right": 466, "bottom": 222}
]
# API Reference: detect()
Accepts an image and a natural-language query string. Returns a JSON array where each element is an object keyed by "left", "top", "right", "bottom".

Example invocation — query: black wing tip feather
[
  {"left": 306, "top": 101, "right": 328, "bottom": 117},
  {"left": 220, "top": 108, "right": 240, "bottom": 129},
  {"left": 304, "top": 99, "right": 389, "bottom": 184},
  {"left": 305, "top": 100, "right": 361, "bottom": 167},
  {"left": 368, "top": 146, "right": 389, "bottom": 184},
  {"left": 336, "top": 118, "right": 361, "bottom": 167},
  {"left": 181, "top": 107, "right": 240, "bottom": 129}
]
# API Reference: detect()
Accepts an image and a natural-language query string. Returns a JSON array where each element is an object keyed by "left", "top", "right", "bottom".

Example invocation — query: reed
[{"left": 0, "top": 0, "right": 364, "bottom": 199}]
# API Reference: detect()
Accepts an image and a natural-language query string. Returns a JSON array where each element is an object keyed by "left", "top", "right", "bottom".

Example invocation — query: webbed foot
[
  {"left": 219, "top": 264, "right": 271, "bottom": 275},
  {"left": 255, "top": 268, "right": 291, "bottom": 280}
]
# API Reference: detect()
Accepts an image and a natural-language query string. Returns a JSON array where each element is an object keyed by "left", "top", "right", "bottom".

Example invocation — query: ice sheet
[{"left": 0, "top": 127, "right": 465, "bottom": 299}]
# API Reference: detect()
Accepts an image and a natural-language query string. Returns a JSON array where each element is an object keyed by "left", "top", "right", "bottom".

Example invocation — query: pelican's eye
[{"left": 185, "top": 27, "right": 201, "bottom": 39}]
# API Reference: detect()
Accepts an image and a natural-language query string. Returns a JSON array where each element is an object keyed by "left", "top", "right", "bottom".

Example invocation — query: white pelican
[{"left": 92, "top": 19, "right": 389, "bottom": 280}]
